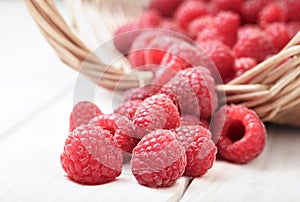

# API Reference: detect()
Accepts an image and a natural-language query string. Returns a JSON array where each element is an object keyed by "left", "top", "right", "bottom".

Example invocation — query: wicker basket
[{"left": 25, "top": 0, "right": 300, "bottom": 127}]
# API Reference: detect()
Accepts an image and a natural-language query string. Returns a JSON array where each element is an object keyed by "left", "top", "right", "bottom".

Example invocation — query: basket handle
[{"left": 24, "top": 0, "right": 151, "bottom": 90}]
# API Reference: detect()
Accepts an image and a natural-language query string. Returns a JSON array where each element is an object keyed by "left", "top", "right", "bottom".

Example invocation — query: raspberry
[
  {"left": 161, "top": 41, "right": 212, "bottom": 68},
  {"left": 180, "top": 114, "right": 199, "bottom": 126},
  {"left": 180, "top": 114, "right": 210, "bottom": 129},
  {"left": 128, "top": 30, "right": 162, "bottom": 67},
  {"left": 173, "top": 125, "right": 211, "bottom": 142},
  {"left": 206, "top": 1, "right": 220, "bottom": 15},
  {"left": 199, "top": 118, "right": 210, "bottom": 129},
  {"left": 212, "top": 11, "right": 240, "bottom": 47},
  {"left": 123, "top": 85, "right": 155, "bottom": 101},
  {"left": 211, "top": 0, "right": 242, "bottom": 13},
  {"left": 138, "top": 10, "right": 162, "bottom": 28},
  {"left": 285, "top": 0, "right": 300, "bottom": 21},
  {"left": 240, "top": 0, "right": 271, "bottom": 23},
  {"left": 89, "top": 114, "right": 129, "bottom": 134},
  {"left": 153, "top": 54, "right": 190, "bottom": 92},
  {"left": 113, "top": 99, "right": 142, "bottom": 120},
  {"left": 174, "top": 0, "right": 209, "bottom": 29},
  {"left": 153, "top": 40, "right": 213, "bottom": 91},
  {"left": 69, "top": 101, "right": 102, "bottom": 132},
  {"left": 173, "top": 125, "right": 216, "bottom": 177},
  {"left": 195, "top": 12, "right": 240, "bottom": 47},
  {"left": 212, "top": 105, "right": 266, "bottom": 164},
  {"left": 144, "top": 35, "right": 181, "bottom": 65},
  {"left": 196, "top": 27, "right": 225, "bottom": 45},
  {"left": 264, "top": 23, "right": 290, "bottom": 52},
  {"left": 148, "top": 0, "right": 183, "bottom": 17},
  {"left": 131, "top": 129, "right": 186, "bottom": 187},
  {"left": 233, "top": 27, "right": 276, "bottom": 62},
  {"left": 60, "top": 125, "right": 122, "bottom": 185},
  {"left": 114, "top": 130, "right": 140, "bottom": 153},
  {"left": 158, "top": 19, "right": 187, "bottom": 36},
  {"left": 128, "top": 30, "right": 186, "bottom": 69},
  {"left": 188, "top": 15, "right": 214, "bottom": 39},
  {"left": 133, "top": 94, "right": 180, "bottom": 138},
  {"left": 152, "top": 55, "right": 190, "bottom": 93},
  {"left": 160, "top": 67, "right": 218, "bottom": 119},
  {"left": 113, "top": 22, "right": 141, "bottom": 54},
  {"left": 89, "top": 114, "right": 139, "bottom": 152},
  {"left": 258, "top": 3, "right": 287, "bottom": 28},
  {"left": 287, "top": 22, "right": 300, "bottom": 39},
  {"left": 233, "top": 57, "right": 257, "bottom": 78},
  {"left": 198, "top": 40, "right": 235, "bottom": 83}
]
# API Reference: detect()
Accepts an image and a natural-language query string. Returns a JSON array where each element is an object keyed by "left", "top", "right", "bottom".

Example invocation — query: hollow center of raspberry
[{"left": 227, "top": 120, "right": 245, "bottom": 142}]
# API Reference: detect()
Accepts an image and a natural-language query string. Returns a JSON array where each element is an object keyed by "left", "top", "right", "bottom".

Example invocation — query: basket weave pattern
[{"left": 25, "top": 0, "right": 300, "bottom": 127}]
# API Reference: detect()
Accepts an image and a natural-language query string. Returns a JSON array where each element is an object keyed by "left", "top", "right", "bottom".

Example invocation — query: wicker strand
[{"left": 25, "top": 0, "right": 152, "bottom": 90}]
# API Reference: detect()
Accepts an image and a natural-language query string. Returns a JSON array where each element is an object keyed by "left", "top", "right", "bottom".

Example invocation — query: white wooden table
[{"left": 1, "top": 1, "right": 300, "bottom": 202}]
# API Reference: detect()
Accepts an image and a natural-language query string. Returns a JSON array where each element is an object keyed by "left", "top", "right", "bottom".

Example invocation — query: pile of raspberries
[{"left": 60, "top": 0, "right": 299, "bottom": 188}]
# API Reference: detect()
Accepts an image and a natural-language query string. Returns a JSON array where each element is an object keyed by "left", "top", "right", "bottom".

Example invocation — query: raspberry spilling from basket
[
  {"left": 59, "top": 0, "right": 300, "bottom": 188},
  {"left": 114, "top": 0, "right": 300, "bottom": 82},
  {"left": 61, "top": 97, "right": 266, "bottom": 186}
]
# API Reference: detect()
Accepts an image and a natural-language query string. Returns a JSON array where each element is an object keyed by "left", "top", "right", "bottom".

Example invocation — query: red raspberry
[
  {"left": 180, "top": 114, "right": 210, "bottom": 129},
  {"left": 148, "top": 0, "right": 183, "bottom": 17},
  {"left": 113, "top": 22, "right": 141, "bottom": 54},
  {"left": 128, "top": 30, "right": 162, "bottom": 67},
  {"left": 258, "top": 3, "right": 287, "bottom": 28},
  {"left": 161, "top": 41, "right": 212, "bottom": 68},
  {"left": 69, "top": 101, "right": 102, "bottom": 132},
  {"left": 128, "top": 30, "right": 187, "bottom": 69},
  {"left": 174, "top": 0, "right": 209, "bottom": 29},
  {"left": 153, "top": 41, "right": 213, "bottom": 91},
  {"left": 160, "top": 67, "right": 218, "bottom": 119},
  {"left": 287, "top": 22, "right": 300, "bottom": 39},
  {"left": 233, "top": 57, "right": 257, "bottom": 78},
  {"left": 152, "top": 55, "right": 190, "bottom": 93},
  {"left": 60, "top": 125, "right": 123, "bottom": 185},
  {"left": 196, "top": 27, "right": 226, "bottom": 45},
  {"left": 158, "top": 19, "right": 187, "bottom": 36},
  {"left": 138, "top": 10, "right": 162, "bottom": 28},
  {"left": 133, "top": 94, "right": 180, "bottom": 138},
  {"left": 114, "top": 130, "right": 140, "bottom": 153},
  {"left": 211, "top": 0, "right": 242, "bottom": 13},
  {"left": 144, "top": 35, "right": 181, "bottom": 65},
  {"left": 206, "top": 2, "right": 220, "bottom": 16},
  {"left": 173, "top": 125, "right": 211, "bottom": 141},
  {"left": 264, "top": 23, "right": 291, "bottom": 52},
  {"left": 123, "top": 85, "right": 155, "bottom": 101},
  {"left": 131, "top": 129, "right": 186, "bottom": 187},
  {"left": 113, "top": 99, "right": 142, "bottom": 120},
  {"left": 240, "top": 0, "right": 271, "bottom": 23},
  {"left": 173, "top": 125, "right": 216, "bottom": 177},
  {"left": 233, "top": 27, "right": 276, "bottom": 62},
  {"left": 89, "top": 114, "right": 139, "bottom": 152},
  {"left": 198, "top": 40, "right": 235, "bottom": 83},
  {"left": 180, "top": 114, "right": 199, "bottom": 126},
  {"left": 286, "top": 22, "right": 300, "bottom": 38},
  {"left": 89, "top": 114, "right": 131, "bottom": 134},
  {"left": 284, "top": 0, "right": 300, "bottom": 21},
  {"left": 188, "top": 15, "right": 214, "bottom": 39},
  {"left": 212, "top": 11, "right": 240, "bottom": 47},
  {"left": 212, "top": 105, "right": 266, "bottom": 164}
]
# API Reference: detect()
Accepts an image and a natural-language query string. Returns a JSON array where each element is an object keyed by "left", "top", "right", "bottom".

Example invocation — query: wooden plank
[
  {"left": 0, "top": 1, "right": 77, "bottom": 135},
  {"left": 180, "top": 125, "right": 300, "bottom": 202}
]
